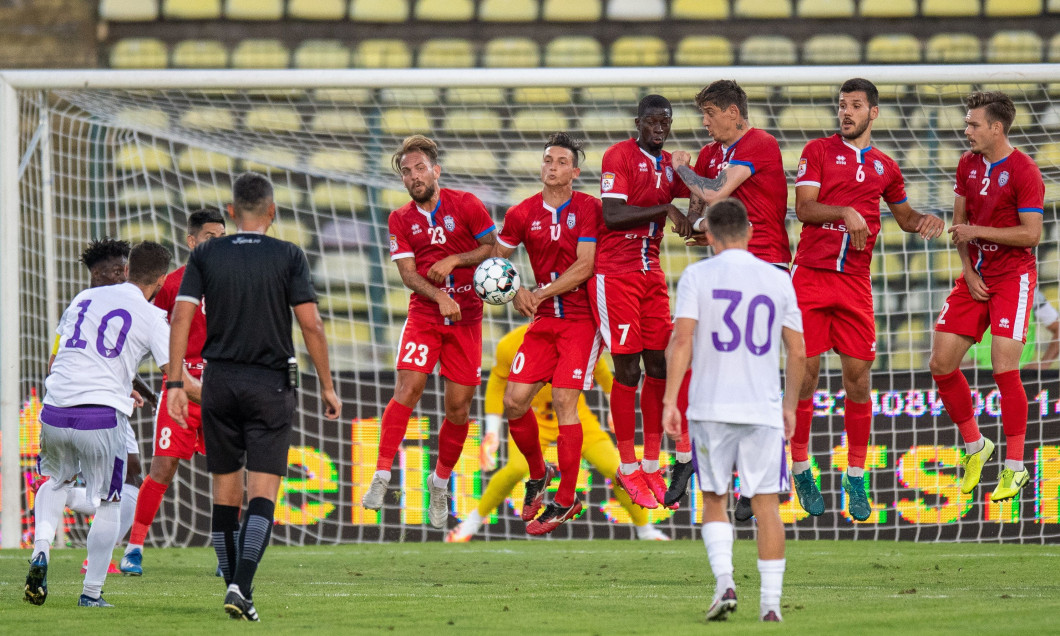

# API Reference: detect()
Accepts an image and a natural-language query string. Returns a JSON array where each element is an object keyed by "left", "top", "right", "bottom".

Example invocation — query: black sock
[
  {"left": 210, "top": 504, "right": 240, "bottom": 586},
  {"left": 234, "top": 497, "right": 275, "bottom": 598}
]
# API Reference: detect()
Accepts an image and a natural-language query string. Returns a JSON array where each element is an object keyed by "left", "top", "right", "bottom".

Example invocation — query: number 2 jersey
[
  {"left": 497, "top": 191, "right": 602, "bottom": 320},
  {"left": 45, "top": 281, "right": 170, "bottom": 416},
  {"left": 388, "top": 188, "right": 496, "bottom": 326},
  {"left": 154, "top": 264, "right": 207, "bottom": 379},
  {"left": 954, "top": 148, "right": 1044, "bottom": 280},
  {"left": 794, "top": 134, "right": 907, "bottom": 276}
]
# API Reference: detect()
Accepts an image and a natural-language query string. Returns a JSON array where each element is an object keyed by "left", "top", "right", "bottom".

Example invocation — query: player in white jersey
[
  {"left": 662, "top": 199, "right": 805, "bottom": 623},
  {"left": 25, "top": 242, "right": 201, "bottom": 607}
]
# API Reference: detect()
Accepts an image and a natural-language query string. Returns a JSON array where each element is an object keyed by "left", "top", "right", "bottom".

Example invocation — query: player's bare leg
[
  {"left": 121, "top": 455, "right": 180, "bottom": 575},
  {"left": 988, "top": 335, "right": 1031, "bottom": 501},
  {"left": 750, "top": 494, "right": 786, "bottom": 622},
  {"left": 610, "top": 352, "right": 657, "bottom": 508},
  {"left": 503, "top": 380, "right": 553, "bottom": 520},
  {"left": 839, "top": 353, "right": 873, "bottom": 521},
  {"left": 929, "top": 332, "right": 992, "bottom": 493},
  {"left": 527, "top": 388, "right": 584, "bottom": 535},
  {"left": 425, "top": 380, "right": 476, "bottom": 529},
  {"left": 363, "top": 369, "right": 428, "bottom": 510},
  {"left": 701, "top": 492, "right": 737, "bottom": 621},
  {"left": 790, "top": 355, "right": 824, "bottom": 515}
]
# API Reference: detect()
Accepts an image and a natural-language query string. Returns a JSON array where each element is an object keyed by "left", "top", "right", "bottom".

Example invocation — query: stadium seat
[
  {"left": 581, "top": 147, "right": 606, "bottom": 174},
  {"left": 377, "top": 188, "right": 410, "bottom": 211},
  {"left": 414, "top": 0, "right": 474, "bottom": 20},
  {"left": 797, "top": 0, "right": 854, "bottom": 17},
  {"left": 418, "top": 39, "right": 475, "bottom": 68},
  {"left": 380, "top": 108, "right": 431, "bottom": 135},
  {"left": 244, "top": 106, "right": 301, "bottom": 132},
  {"left": 180, "top": 106, "right": 236, "bottom": 131},
  {"left": 542, "top": 0, "right": 602, "bottom": 21},
  {"left": 859, "top": 0, "right": 916, "bottom": 16},
  {"left": 288, "top": 0, "right": 346, "bottom": 19},
  {"left": 506, "top": 150, "right": 544, "bottom": 175},
  {"left": 225, "top": 0, "right": 282, "bottom": 19},
  {"left": 317, "top": 218, "right": 372, "bottom": 250},
  {"left": 119, "top": 219, "right": 172, "bottom": 244},
  {"left": 442, "top": 109, "right": 504, "bottom": 134},
  {"left": 380, "top": 88, "right": 440, "bottom": 104},
  {"left": 309, "top": 149, "right": 366, "bottom": 174},
  {"left": 115, "top": 144, "right": 172, "bottom": 172},
  {"left": 801, "top": 34, "right": 860, "bottom": 64},
  {"left": 984, "top": 0, "right": 1042, "bottom": 15},
  {"left": 607, "top": 0, "right": 666, "bottom": 20},
  {"left": 670, "top": 0, "right": 729, "bottom": 19},
  {"left": 986, "top": 31, "right": 1043, "bottom": 63},
  {"left": 231, "top": 39, "right": 289, "bottom": 68},
  {"left": 513, "top": 87, "right": 572, "bottom": 104},
  {"left": 877, "top": 215, "right": 906, "bottom": 248},
  {"left": 115, "top": 107, "right": 170, "bottom": 130},
  {"left": 870, "top": 252, "right": 903, "bottom": 282},
  {"left": 674, "top": 36, "right": 734, "bottom": 66},
  {"left": 294, "top": 40, "right": 350, "bottom": 68},
  {"left": 1038, "top": 142, "right": 1060, "bottom": 169},
  {"left": 182, "top": 183, "right": 229, "bottom": 208},
  {"left": 1049, "top": 33, "right": 1060, "bottom": 61},
  {"left": 932, "top": 250, "right": 964, "bottom": 283},
  {"left": 176, "top": 147, "right": 233, "bottom": 172},
  {"left": 316, "top": 290, "right": 371, "bottom": 315},
  {"left": 119, "top": 188, "right": 174, "bottom": 212},
  {"left": 668, "top": 106, "right": 702, "bottom": 133},
  {"left": 580, "top": 109, "right": 634, "bottom": 133},
  {"left": 776, "top": 106, "right": 834, "bottom": 131},
  {"left": 581, "top": 86, "right": 640, "bottom": 103},
  {"left": 545, "top": 36, "right": 604, "bottom": 66},
  {"left": 310, "top": 110, "right": 369, "bottom": 134},
  {"left": 1051, "top": 0, "right": 1060, "bottom": 10},
  {"left": 445, "top": 87, "right": 507, "bottom": 104},
  {"left": 163, "top": 0, "right": 221, "bottom": 19},
  {"left": 512, "top": 109, "right": 568, "bottom": 133},
  {"left": 872, "top": 105, "right": 904, "bottom": 131},
  {"left": 441, "top": 149, "right": 495, "bottom": 176},
  {"left": 733, "top": 0, "right": 792, "bottom": 18},
  {"left": 354, "top": 39, "right": 413, "bottom": 68},
  {"left": 266, "top": 218, "right": 313, "bottom": 248},
  {"left": 610, "top": 36, "right": 668, "bottom": 66},
  {"left": 242, "top": 147, "right": 298, "bottom": 173},
  {"left": 905, "top": 144, "right": 963, "bottom": 173},
  {"left": 865, "top": 34, "right": 922, "bottom": 64},
  {"left": 779, "top": 144, "right": 803, "bottom": 172},
  {"left": 739, "top": 36, "right": 797, "bottom": 65},
  {"left": 100, "top": 0, "right": 159, "bottom": 21},
  {"left": 272, "top": 184, "right": 304, "bottom": 209},
  {"left": 482, "top": 38, "right": 540, "bottom": 68},
  {"left": 171, "top": 40, "right": 227, "bottom": 68},
  {"left": 920, "top": 0, "right": 979, "bottom": 15},
  {"left": 109, "top": 38, "right": 168, "bottom": 69},
  {"left": 1041, "top": 104, "right": 1060, "bottom": 129},
  {"left": 311, "top": 183, "right": 368, "bottom": 213},
  {"left": 925, "top": 33, "right": 981, "bottom": 63},
  {"left": 479, "top": 0, "right": 537, "bottom": 20},
  {"left": 349, "top": 0, "right": 410, "bottom": 21}
]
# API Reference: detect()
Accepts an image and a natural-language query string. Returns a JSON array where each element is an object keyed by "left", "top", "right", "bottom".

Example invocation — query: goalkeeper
[{"left": 446, "top": 324, "right": 669, "bottom": 542}]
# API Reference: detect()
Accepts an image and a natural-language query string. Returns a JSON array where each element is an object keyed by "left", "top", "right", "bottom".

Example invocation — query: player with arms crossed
[
  {"left": 120, "top": 208, "right": 226, "bottom": 575},
  {"left": 929, "top": 91, "right": 1045, "bottom": 502},
  {"left": 662, "top": 199, "right": 805, "bottom": 622},
  {"left": 362, "top": 135, "right": 497, "bottom": 529},
  {"left": 593, "top": 95, "right": 692, "bottom": 510},
  {"left": 789, "top": 78, "right": 944, "bottom": 520},
  {"left": 491, "top": 132, "right": 603, "bottom": 533}
]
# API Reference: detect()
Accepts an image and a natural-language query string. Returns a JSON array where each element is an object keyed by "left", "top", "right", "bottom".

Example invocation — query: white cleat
[
  {"left": 427, "top": 479, "right": 450, "bottom": 529},
  {"left": 361, "top": 475, "right": 389, "bottom": 510}
]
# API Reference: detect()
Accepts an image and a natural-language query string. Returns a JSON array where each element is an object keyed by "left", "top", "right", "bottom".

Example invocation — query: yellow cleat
[
  {"left": 990, "top": 467, "right": 1029, "bottom": 502},
  {"left": 960, "top": 437, "right": 995, "bottom": 494}
]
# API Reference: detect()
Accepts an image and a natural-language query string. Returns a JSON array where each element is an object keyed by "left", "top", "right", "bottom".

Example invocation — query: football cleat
[
  {"left": 960, "top": 437, "right": 995, "bottom": 494},
  {"left": 24, "top": 552, "right": 48, "bottom": 606},
  {"left": 224, "top": 584, "right": 259, "bottom": 621},
  {"left": 520, "top": 464, "right": 557, "bottom": 521},
  {"left": 526, "top": 500, "right": 583, "bottom": 535},
  {"left": 642, "top": 469, "right": 678, "bottom": 510},
  {"left": 120, "top": 548, "right": 143, "bottom": 576},
  {"left": 705, "top": 587, "right": 737, "bottom": 621},
  {"left": 664, "top": 459, "right": 695, "bottom": 507},
  {"left": 843, "top": 473, "right": 871, "bottom": 521},
  {"left": 761, "top": 610, "right": 782, "bottom": 622},
  {"left": 734, "top": 495, "right": 754, "bottom": 522},
  {"left": 792, "top": 468, "right": 825, "bottom": 516},
  {"left": 636, "top": 525, "right": 671, "bottom": 541},
  {"left": 427, "top": 477, "right": 451, "bottom": 529},
  {"left": 614, "top": 468, "right": 659, "bottom": 509},
  {"left": 81, "top": 558, "right": 120, "bottom": 575},
  {"left": 990, "top": 467, "right": 1030, "bottom": 502},
  {"left": 77, "top": 594, "right": 114, "bottom": 608},
  {"left": 361, "top": 474, "right": 389, "bottom": 511}
]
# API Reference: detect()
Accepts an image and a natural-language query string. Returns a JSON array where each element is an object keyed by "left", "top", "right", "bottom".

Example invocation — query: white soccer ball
[{"left": 473, "top": 257, "right": 521, "bottom": 305}]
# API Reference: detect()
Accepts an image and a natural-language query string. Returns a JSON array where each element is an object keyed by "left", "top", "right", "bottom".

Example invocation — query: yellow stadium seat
[
  {"left": 802, "top": 34, "right": 860, "bottom": 64},
  {"left": 266, "top": 218, "right": 312, "bottom": 248},
  {"left": 581, "top": 148, "right": 606, "bottom": 174},
  {"left": 100, "top": 0, "right": 159, "bottom": 21},
  {"left": 294, "top": 40, "right": 350, "bottom": 68},
  {"left": 316, "top": 290, "right": 371, "bottom": 315},
  {"left": 171, "top": 40, "right": 227, "bottom": 68},
  {"left": 779, "top": 144, "right": 803, "bottom": 172},
  {"left": 545, "top": 36, "right": 604, "bottom": 66},
  {"left": 163, "top": 0, "right": 220, "bottom": 19},
  {"left": 1038, "top": 143, "right": 1060, "bottom": 169},
  {"left": 669, "top": 106, "right": 702, "bottom": 133},
  {"left": 607, "top": 0, "right": 666, "bottom": 20},
  {"left": 985, "top": 0, "right": 1042, "bottom": 15},
  {"left": 872, "top": 105, "right": 904, "bottom": 131},
  {"left": 115, "top": 144, "right": 172, "bottom": 172},
  {"left": 581, "top": 86, "right": 640, "bottom": 103},
  {"left": 310, "top": 110, "right": 368, "bottom": 134},
  {"left": 110, "top": 38, "right": 168, "bottom": 69},
  {"left": 415, "top": 0, "right": 474, "bottom": 20},
  {"left": 242, "top": 147, "right": 299, "bottom": 173},
  {"left": 877, "top": 215, "right": 906, "bottom": 248},
  {"left": 905, "top": 144, "right": 964, "bottom": 173},
  {"left": 441, "top": 150, "right": 495, "bottom": 176},
  {"left": 986, "top": 31, "right": 1043, "bottom": 63},
  {"left": 418, "top": 39, "right": 475, "bottom": 68},
  {"left": 225, "top": 0, "right": 282, "bottom": 19},
  {"left": 482, "top": 38, "right": 540, "bottom": 68},
  {"left": 380, "top": 88, "right": 439, "bottom": 104},
  {"left": 311, "top": 183, "right": 368, "bottom": 212},
  {"left": 776, "top": 106, "right": 834, "bottom": 131},
  {"left": 513, "top": 87, "right": 571, "bottom": 104},
  {"left": 780, "top": 84, "right": 837, "bottom": 100},
  {"left": 1049, "top": 33, "right": 1060, "bottom": 62},
  {"left": 288, "top": 0, "right": 346, "bottom": 19},
  {"left": 865, "top": 34, "right": 922, "bottom": 64},
  {"left": 244, "top": 106, "right": 301, "bottom": 132},
  {"left": 350, "top": 0, "right": 410, "bottom": 21},
  {"left": 925, "top": 33, "right": 981, "bottom": 63},
  {"left": 734, "top": 0, "right": 792, "bottom": 17},
  {"left": 354, "top": 39, "right": 413, "bottom": 68},
  {"left": 180, "top": 106, "right": 236, "bottom": 131},
  {"left": 580, "top": 109, "right": 634, "bottom": 133},
  {"left": 512, "top": 109, "right": 568, "bottom": 133},
  {"left": 480, "top": 0, "right": 537, "bottom": 20},
  {"left": 797, "top": 0, "right": 854, "bottom": 17},
  {"left": 611, "top": 36, "right": 668, "bottom": 66},
  {"left": 670, "top": 0, "right": 729, "bottom": 19},
  {"left": 381, "top": 108, "right": 431, "bottom": 135},
  {"left": 542, "top": 0, "right": 602, "bottom": 21},
  {"left": 231, "top": 39, "right": 289, "bottom": 68},
  {"left": 309, "top": 149, "right": 366, "bottom": 174},
  {"left": 446, "top": 87, "right": 507, "bottom": 104},
  {"left": 442, "top": 109, "right": 503, "bottom": 134},
  {"left": 739, "top": 36, "right": 797, "bottom": 65},
  {"left": 860, "top": 0, "right": 916, "bottom": 16},
  {"left": 921, "top": 0, "right": 979, "bottom": 16},
  {"left": 176, "top": 147, "right": 233, "bottom": 172},
  {"left": 506, "top": 150, "right": 544, "bottom": 175},
  {"left": 119, "top": 219, "right": 172, "bottom": 244},
  {"left": 272, "top": 184, "right": 304, "bottom": 209},
  {"left": 115, "top": 108, "right": 169, "bottom": 130},
  {"left": 183, "top": 183, "right": 229, "bottom": 208},
  {"left": 674, "top": 36, "right": 733, "bottom": 66},
  {"left": 377, "top": 188, "right": 410, "bottom": 210}
]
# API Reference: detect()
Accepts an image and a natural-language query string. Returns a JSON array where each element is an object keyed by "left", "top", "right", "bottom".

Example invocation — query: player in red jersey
[
  {"left": 667, "top": 80, "right": 792, "bottom": 513},
  {"left": 591, "top": 94, "right": 693, "bottom": 510},
  {"left": 492, "top": 132, "right": 603, "bottom": 534},
  {"left": 789, "top": 78, "right": 944, "bottom": 521},
  {"left": 119, "top": 209, "right": 224, "bottom": 575},
  {"left": 929, "top": 91, "right": 1045, "bottom": 503},
  {"left": 362, "top": 135, "right": 497, "bottom": 530}
]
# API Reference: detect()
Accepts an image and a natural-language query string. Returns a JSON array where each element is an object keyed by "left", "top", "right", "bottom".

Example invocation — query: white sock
[
  {"left": 460, "top": 510, "right": 483, "bottom": 537},
  {"left": 966, "top": 438, "right": 986, "bottom": 455},
  {"left": 33, "top": 479, "right": 70, "bottom": 561},
  {"left": 118, "top": 483, "right": 140, "bottom": 545},
  {"left": 126, "top": 541, "right": 143, "bottom": 554},
  {"left": 83, "top": 500, "right": 121, "bottom": 599},
  {"left": 619, "top": 462, "right": 639, "bottom": 476},
  {"left": 1005, "top": 459, "right": 1025, "bottom": 472},
  {"left": 66, "top": 486, "right": 96, "bottom": 515},
  {"left": 373, "top": 469, "right": 392, "bottom": 482},
  {"left": 635, "top": 524, "right": 663, "bottom": 540},
  {"left": 758, "top": 558, "right": 786, "bottom": 618},
  {"left": 847, "top": 467, "right": 865, "bottom": 478},
  {"left": 702, "top": 521, "right": 735, "bottom": 595},
  {"left": 792, "top": 460, "right": 811, "bottom": 474},
  {"left": 676, "top": 451, "right": 692, "bottom": 464},
  {"left": 641, "top": 459, "right": 660, "bottom": 473},
  {"left": 430, "top": 472, "right": 448, "bottom": 489}
]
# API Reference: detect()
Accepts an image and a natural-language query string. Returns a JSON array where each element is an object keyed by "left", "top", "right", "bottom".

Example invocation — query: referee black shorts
[{"left": 201, "top": 362, "right": 295, "bottom": 476}]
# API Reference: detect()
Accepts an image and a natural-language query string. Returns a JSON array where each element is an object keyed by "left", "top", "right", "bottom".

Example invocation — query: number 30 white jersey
[
  {"left": 674, "top": 249, "right": 802, "bottom": 428},
  {"left": 45, "top": 282, "right": 170, "bottom": 416}
]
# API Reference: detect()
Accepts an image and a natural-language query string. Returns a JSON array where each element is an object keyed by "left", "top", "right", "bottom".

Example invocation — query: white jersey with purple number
[
  {"left": 674, "top": 249, "right": 802, "bottom": 428},
  {"left": 45, "top": 282, "right": 170, "bottom": 416}
]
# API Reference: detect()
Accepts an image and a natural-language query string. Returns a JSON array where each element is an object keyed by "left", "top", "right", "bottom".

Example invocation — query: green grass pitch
[{"left": 2, "top": 540, "right": 1059, "bottom": 634}]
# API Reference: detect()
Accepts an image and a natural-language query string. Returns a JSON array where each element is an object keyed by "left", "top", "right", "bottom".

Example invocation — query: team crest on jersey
[
  {"left": 567, "top": 213, "right": 576, "bottom": 229},
  {"left": 874, "top": 160, "right": 884, "bottom": 175},
  {"left": 999, "top": 171, "right": 1009, "bottom": 187},
  {"left": 665, "top": 165, "right": 674, "bottom": 183},
  {"left": 389, "top": 233, "right": 398, "bottom": 252},
  {"left": 443, "top": 215, "right": 455, "bottom": 232},
  {"left": 602, "top": 172, "right": 615, "bottom": 192},
  {"left": 797, "top": 158, "right": 808, "bottom": 178}
]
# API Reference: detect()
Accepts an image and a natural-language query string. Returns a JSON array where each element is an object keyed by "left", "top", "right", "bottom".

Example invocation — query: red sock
[
  {"left": 844, "top": 400, "right": 872, "bottom": 470},
  {"left": 509, "top": 410, "right": 546, "bottom": 479},
  {"left": 676, "top": 369, "right": 691, "bottom": 454},
  {"left": 376, "top": 399, "right": 413, "bottom": 472},
  {"left": 933, "top": 369, "right": 980, "bottom": 444},
  {"left": 994, "top": 370, "right": 1028, "bottom": 462},
  {"left": 790, "top": 399, "right": 814, "bottom": 462},
  {"left": 129, "top": 475, "right": 168, "bottom": 546},
  {"left": 554, "top": 425, "right": 583, "bottom": 508},
  {"left": 641, "top": 376, "right": 666, "bottom": 461},
  {"left": 434, "top": 418, "right": 469, "bottom": 480},
  {"left": 611, "top": 381, "right": 638, "bottom": 464}
]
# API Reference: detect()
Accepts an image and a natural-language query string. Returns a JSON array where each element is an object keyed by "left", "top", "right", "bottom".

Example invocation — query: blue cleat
[
  {"left": 843, "top": 472, "right": 872, "bottom": 521},
  {"left": 792, "top": 469, "right": 825, "bottom": 516},
  {"left": 120, "top": 548, "right": 143, "bottom": 576},
  {"left": 78, "top": 594, "right": 114, "bottom": 607},
  {"left": 24, "top": 552, "right": 48, "bottom": 606}
]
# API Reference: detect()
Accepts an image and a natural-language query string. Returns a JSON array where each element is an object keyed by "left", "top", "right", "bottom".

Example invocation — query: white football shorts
[
  {"left": 689, "top": 420, "right": 789, "bottom": 498},
  {"left": 37, "top": 405, "right": 128, "bottom": 505}
]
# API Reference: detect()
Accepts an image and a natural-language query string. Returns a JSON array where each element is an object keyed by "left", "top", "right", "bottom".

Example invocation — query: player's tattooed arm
[{"left": 675, "top": 164, "right": 727, "bottom": 196}]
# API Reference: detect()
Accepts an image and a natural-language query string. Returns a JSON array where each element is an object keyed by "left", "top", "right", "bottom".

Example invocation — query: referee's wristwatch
[{"left": 165, "top": 380, "right": 185, "bottom": 390}]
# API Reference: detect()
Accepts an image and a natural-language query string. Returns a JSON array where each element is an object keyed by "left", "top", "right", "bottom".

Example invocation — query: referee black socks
[
  {"left": 211, "top": 504, "right": 240, "bottom": 585},
  {"left": 234, "top": 497, "right": 275, "bottom": 598}
]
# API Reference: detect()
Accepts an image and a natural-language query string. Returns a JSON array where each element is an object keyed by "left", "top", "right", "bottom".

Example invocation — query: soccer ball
[{"left": 473, "top": 257, "right": 521, "bottom": 305}]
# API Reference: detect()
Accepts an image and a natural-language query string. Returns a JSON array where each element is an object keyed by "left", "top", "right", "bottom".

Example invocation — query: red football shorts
[
  {"left": 154, "top": 389, "right": 205, "bottom": 460},
  {"left": 509, "top": 317, "right": 603, "bottom": 390},
  {"left": 589, "top": 270, "right": 673, "bottom": 354},
  {"left": 791, "top": 265, "right": 876, "bottom": 360},
  {"left": 396, "top": 314, "right": 482, "bottom": 386},
  {"left": 934, "top": 270, "right": 1036, "bottom": 343}
]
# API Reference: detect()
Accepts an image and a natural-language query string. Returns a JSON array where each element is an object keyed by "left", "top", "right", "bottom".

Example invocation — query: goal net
[{"left": 2, "top": 66, "right": 1059, "bottom": 548}]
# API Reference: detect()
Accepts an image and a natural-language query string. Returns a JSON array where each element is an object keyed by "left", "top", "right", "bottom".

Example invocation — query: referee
[{"left": 167, "top": 172, "right": 341, "bottom": 622}]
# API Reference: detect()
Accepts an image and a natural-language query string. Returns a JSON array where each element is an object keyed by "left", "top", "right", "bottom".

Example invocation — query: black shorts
[{"left": 201, "top": 362, "right": 295, "bottom": 476}]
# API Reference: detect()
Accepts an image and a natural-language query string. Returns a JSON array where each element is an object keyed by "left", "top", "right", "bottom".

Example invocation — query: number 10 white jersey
[
  {"left": 45, "top": 282, "right": 170, "bottom": 416},
  {"left": 674, "top": 249, "right": 802, "bottom": 429}
]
